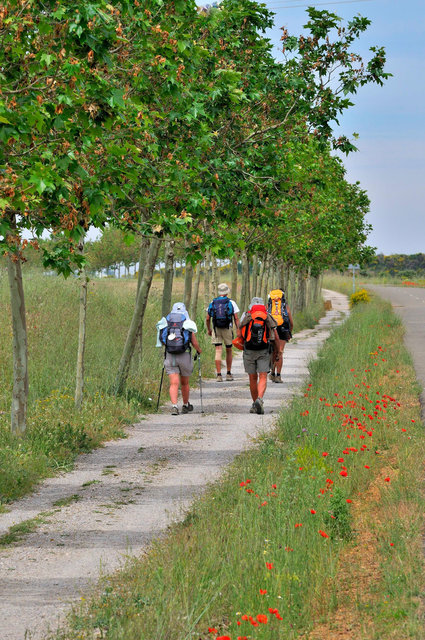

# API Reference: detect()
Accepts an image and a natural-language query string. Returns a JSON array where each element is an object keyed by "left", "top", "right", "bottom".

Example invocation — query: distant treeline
[{"left": 365, "top": 253, "right": 425, "bottom": 278}]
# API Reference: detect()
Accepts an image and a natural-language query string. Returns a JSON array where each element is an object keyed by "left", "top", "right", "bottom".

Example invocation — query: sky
[{"left": 262, "top": 0, "right": 425, "bottom": 255}]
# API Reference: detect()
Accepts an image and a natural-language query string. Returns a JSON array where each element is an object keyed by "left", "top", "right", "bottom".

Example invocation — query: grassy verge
[
  {"left": 54, "top": 294, "right": 424, "bottom": 640},
  {"left": 0, "top": 271, "right": 324, "bottom": 505}
]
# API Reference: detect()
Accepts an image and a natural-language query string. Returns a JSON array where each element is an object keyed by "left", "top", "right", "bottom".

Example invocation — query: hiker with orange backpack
[
  {"left": 237, "top": 297, "right": 279, "bottom": 414},
  {"left": 267, "top": 289, "right": 293, "bottom": 383}
]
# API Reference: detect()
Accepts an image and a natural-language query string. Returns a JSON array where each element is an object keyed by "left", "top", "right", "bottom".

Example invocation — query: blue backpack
[
  {"left": 160, "top": 312, "right": 191, "bottom": 354},
  {"left": 209, "top": 296, "right": 233, "bottom": 329}
]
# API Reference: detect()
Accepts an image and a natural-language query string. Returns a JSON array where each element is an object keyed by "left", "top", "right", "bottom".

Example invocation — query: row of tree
[{"left": 0, "top": 0, "right": 389, "bottom": 433}]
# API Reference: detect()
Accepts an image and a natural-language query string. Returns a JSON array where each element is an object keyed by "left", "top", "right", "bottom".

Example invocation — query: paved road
[
  {"left": 0, "top": 291, "right": 348, "bottom": 640},
  {"left": 367, "top": 285, "right": 425, "bottom": 412}
]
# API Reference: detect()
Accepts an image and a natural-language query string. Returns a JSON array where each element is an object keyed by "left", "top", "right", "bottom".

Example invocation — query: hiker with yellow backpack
[{"left": 267, "top": 289, "right": 293, "bottom": 383}]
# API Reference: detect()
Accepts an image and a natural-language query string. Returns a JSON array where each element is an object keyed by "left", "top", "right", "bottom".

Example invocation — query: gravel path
[{"left": 0, "top": 289, "right": 349, "bottom": 640}]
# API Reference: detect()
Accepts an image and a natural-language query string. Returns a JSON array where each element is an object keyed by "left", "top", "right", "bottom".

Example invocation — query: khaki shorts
[
  {"left": 243, "top": 348, "right": 270, "bottom": 374},
  {"left": 211, "top": 326, "right": 233, "bottom": 347},
  {"left": 164, "top": 351, "right": 193, "bottom": 377}
]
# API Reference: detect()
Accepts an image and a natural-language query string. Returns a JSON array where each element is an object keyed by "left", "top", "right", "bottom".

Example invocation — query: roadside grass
[
  {"left": 324, "top": 272, "right": 425, "bottom": 293},
  {"left": 54, "top": 295, "right": 424, "bottom": 640},
  {"left": 0, "top": 270, "right": 324, "bottom": 505}
]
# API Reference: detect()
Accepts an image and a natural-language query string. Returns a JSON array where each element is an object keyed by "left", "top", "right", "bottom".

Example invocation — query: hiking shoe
[
  {"left": 249, "top": 402, "right": 257, "bottom": 414},
  {"left": 171, "top": 406, "right": 179, "bottom": 416},
  {"left": 226, "top": 373, "right": 234, "bottom": 381},
  {"left": 216, "top": 373, "right": 223, "bottom": 382},
  {"left": 182, "top": 402, "right": 193, "bottom": 414},
  {"left": 269, "top": 373, "right": 276, "bottom": 382},
  {"left": 274, "top": 374, "right": 283, "bottom": 384},
  {"left": 254, "top": 397, "right": 264, "bottom": 415}
]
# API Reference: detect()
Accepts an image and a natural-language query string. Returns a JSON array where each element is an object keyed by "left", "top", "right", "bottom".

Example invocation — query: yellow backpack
[{"left": 268, "top": 289, "right": 286, "bottom": 326}]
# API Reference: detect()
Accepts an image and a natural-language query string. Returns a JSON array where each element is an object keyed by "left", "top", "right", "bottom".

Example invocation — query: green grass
[
  {"left": 0, "top": 510, "right": 54, "bottom": 548},
  {"left": 53, "top": 294, "right": 424, "bottom": 640}
]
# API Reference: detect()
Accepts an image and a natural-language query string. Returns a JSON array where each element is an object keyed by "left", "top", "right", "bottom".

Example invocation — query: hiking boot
[
  {"left": 274, "top": 374, "right": 283, "bottom": 383},
  {"left": 171, "top": 406, "right": 179, "bottom": 416},
  {"left": 216, "top": 373, "right": 223, "bottom": 382},
  {"left": 269, "top": 373, "right": 276, "bottom": 382},
  {"left": 182, "top": 402, "right": 193, "bottom": 414},
  {"left": 226, "top": 372, "right": 234, "bottom": 381},
  {"left": 254, "top": 397, "right": 264, "bottom": 415},
  {"left": 249, "top": 402, "right": 257, "bottom": 414}
]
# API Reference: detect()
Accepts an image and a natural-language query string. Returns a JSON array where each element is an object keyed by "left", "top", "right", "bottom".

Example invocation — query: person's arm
[
  {"left": 206, "top": 313, "right": 212, "bottom": 336},
  {"left": 233, "top": 312, "right": 240, "bottom": 331},
  {"left": 191, "top": 333, "right": 201, "bottom": 354}
]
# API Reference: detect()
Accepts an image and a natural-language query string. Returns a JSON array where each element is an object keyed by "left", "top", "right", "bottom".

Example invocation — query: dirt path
[{"left": 0, "top": 290, "right": 349, "bottom": 640}]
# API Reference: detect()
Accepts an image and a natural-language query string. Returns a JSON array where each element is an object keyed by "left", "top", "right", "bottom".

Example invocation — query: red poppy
[
  {"left": 310, "top": 509, "right": 316, "bottom": 514},
  {"left": 256, "top": 614, "right": 268, "bottom": 624},
  {"left": 272, "top": 484, "right": 277, "bottom": 489},
  {"left": 319, "top": 530, "right": 329, "bottom": 538},
  {"left": 259, "top": 589, "right": 267, "bottom": 594},
  {"left": 266, "top": 562, "right": 274, "bottom": 570},
  {"left": 217, "top": 636, "right": 231, "bottom": 640},
  {"left": 384, "top": 477, "right": 390, "bottom": 482},
  {"left": 340, "top": 470, "right": 348, "bottom": 477},
  {"left": 364, "top": 465, "right": 370, "bottom": 469},
  {"left": 346, "top": 499, "right": 352, "bottom": 503},
  {"left": 322, "top": 452, "right": 329, "bottom": 457},
  {"left": 208, "top": 628, "right": 218, "bottom": 634},
  {"left": 295, "top": 523, "right": 303, "bottom": 527}
]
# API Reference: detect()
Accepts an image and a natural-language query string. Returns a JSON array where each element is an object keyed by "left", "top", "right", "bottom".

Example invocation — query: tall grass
[{"left": 55, "top": 295, "right": 424, "bottom": 640}]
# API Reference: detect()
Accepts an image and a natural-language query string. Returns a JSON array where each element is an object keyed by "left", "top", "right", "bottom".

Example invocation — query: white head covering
[{"left": 171, "top": 302, "right": 189, "bottom": 320}]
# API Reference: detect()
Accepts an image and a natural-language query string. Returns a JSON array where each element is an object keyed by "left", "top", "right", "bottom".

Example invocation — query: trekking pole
[
  {"left": 195, "top": 353, "right": 204, "bottom": 414},
  {"left": 156, "top": 364, "right": 165, "bottom": 411}
]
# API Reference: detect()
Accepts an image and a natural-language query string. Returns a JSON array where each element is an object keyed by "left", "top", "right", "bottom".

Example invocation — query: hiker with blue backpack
[
  {"left": 156, "top": 302, "right": 201, "bottom": 416},
  {"left": 237, "top": 297, "right": 279, "bottom": 415},
  {"left": 206, "top": 283, "right": 240, "bottom": 382}
]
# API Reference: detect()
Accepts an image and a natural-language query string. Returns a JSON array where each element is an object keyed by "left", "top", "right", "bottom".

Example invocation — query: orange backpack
[{"left": 241, "top": 305, "right": 269, "bottom": 350}]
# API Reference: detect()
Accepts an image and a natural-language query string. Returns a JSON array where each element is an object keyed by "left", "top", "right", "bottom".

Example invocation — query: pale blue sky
[{"left": 264, "top": 0, "right": 425, "bottom": 254}]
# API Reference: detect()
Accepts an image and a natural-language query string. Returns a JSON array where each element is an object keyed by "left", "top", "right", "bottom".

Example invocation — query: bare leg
[
  {"left": 258, "top": 371, "right": 268, "bottom": 398},
  {"left": 215, "top": 344, "right": 222, "bottom": 374},
  {"left": 276, "top": 339, "right": 286, "bottom": 375},
  {"left": 225, "top": 345, "right": 233, "bottom": 372},
  {"left": 180, "top": 375, "right": 190, "bottom": 404},
  {"left": 169, "top": 373, "right": 180, "bottom": 405},
  {"left": 248, "top": 373, "right": 259, "bottom": 401}
]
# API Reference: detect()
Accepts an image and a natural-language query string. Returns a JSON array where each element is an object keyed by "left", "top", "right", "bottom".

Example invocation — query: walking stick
[
  {"left": 195, "top": 353, "right": 204, "bottom": 414},
  {"left": 156, "top": 364, "right": 165, "bottom": 411}
]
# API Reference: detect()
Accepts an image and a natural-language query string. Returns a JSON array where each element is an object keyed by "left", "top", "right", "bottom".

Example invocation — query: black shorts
[{"left": 276, "top": 325, "right": 292, "bottom": 341}]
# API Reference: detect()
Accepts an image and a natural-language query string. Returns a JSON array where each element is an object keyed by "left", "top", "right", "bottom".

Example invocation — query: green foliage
[{"left": 324, "top": 487, "right": 352, "bottom": 540}]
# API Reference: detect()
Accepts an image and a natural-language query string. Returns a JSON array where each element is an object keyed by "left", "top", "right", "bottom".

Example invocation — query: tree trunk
[
  {"left": 288, "top": 267, "right": 296, "bottom": 308},
  {"left": 190, "top": 262, "right": 202, "bottom": 320},
  {"left": 251, "top": 253, "right": 258, "bottom": 301},
  {"left": 257, "top": 257, "right": 266, "bottom": 298},
  {"left": 115, "top": 236, "right": 161, "bottom": 395},
  {"left": 137, "top": 237, "right": 150, "bottom": 294},
  {"left": 7, "top": 248, "right": 28, "bottom": 435},
  {"left": 75, "top": 253, "right": 88, "bottom": 411},
  {"left": 231, "top": 254, "right": 238, "bottom": 302},
  {"left": 262, "top": 255, "right": 271, "bottom": 303},
  {"left": 203, "top": 253, "right": 211, "bottom": 308},
  {"left": 183, "top": 257, "right": 193, "bottom": 310},
  {"left": 211, "top": 255, "right": 219, "bottom": 296},
  {"left": 161, "top": 238, "right": 174, "bottom": 317},
  {"left": 296, "top": 271, "right": 306, "bottom": 312},
  {"left": 240, "top": 252, "right": 250, "bottom": 312}
]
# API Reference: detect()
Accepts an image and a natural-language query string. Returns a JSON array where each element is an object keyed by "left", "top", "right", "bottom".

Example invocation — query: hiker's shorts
[
  {"left": 164, "top": 351, "right": 193, "bottom": 377},
  {"left": 243, "top": 348, "right": 270, "bottom": 374},
  {"left": 276, "top": 325, "right": 292, "bottom": 341},
  {"left": 211, "top": 326, "right": 233, "bottom": 347}
]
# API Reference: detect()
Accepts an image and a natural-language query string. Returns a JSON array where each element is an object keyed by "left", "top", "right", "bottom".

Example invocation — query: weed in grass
[
  {"left": 101, "top": 465, "right": 117, "bottom": 476},
  {"left": 0, "top": 511, "right": 54, "bottom": 547},
  {"left": 81, "top": 479, "right": 101, "bottom": 488},
  {"left": 52, "top": 494, "right": 81, "bottom": 508}
]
